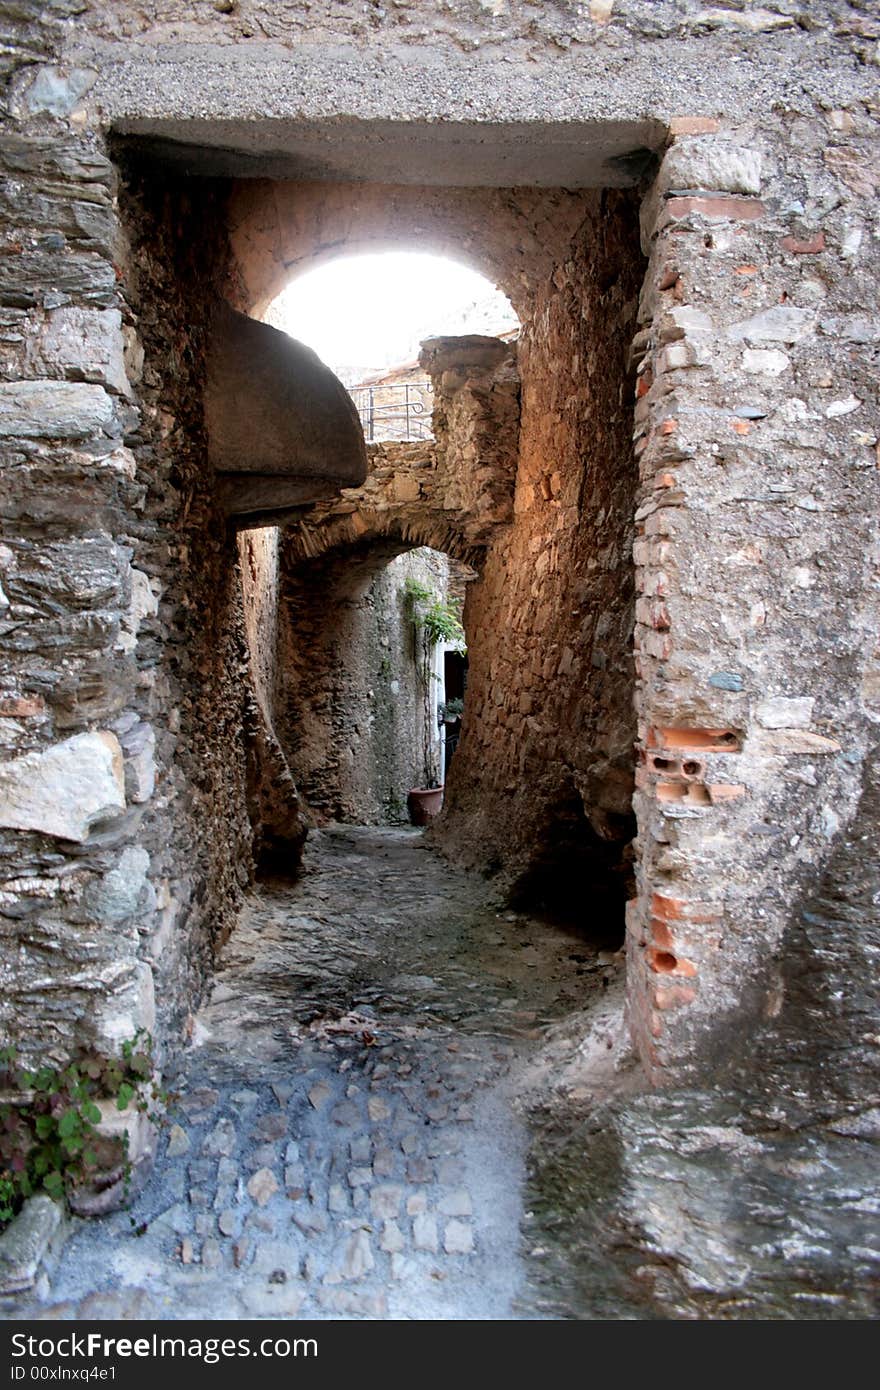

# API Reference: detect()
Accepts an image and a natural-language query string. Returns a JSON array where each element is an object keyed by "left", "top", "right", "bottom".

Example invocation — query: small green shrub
[
  {"left": 403, "top": 576, "right": 465, "bottom": 651},
  {"left": 0, "top": 1031, "right": 162, "bottom": 1227}
]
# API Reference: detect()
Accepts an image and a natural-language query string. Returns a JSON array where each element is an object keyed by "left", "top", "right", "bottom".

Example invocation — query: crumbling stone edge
[{"left": 0, "top": 1194, "right": 69, "bottom": 1297}]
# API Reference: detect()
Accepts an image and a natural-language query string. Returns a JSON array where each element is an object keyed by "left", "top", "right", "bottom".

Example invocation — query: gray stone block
[
  {"left": 0, "top": 1196, "right": 65, "bottom": 1296},
  {"left": 0, "top": 381, "right": 117, "bottom": 440},
  {"left": 0, "top": 731, "right": 126, "bottom": 842}
]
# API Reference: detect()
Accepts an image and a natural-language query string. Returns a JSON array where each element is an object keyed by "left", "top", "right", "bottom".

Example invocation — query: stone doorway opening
[
  {"left": 103, "top": 127, "right": 649, "bottom": 1079},
  {"left": 270, "top": 538, "right": 474, "bottom": 832}
]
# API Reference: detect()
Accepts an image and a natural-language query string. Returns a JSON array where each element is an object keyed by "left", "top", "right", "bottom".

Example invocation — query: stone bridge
[{"left": 284, "top": 336, "right": 520, "bottom": 570}]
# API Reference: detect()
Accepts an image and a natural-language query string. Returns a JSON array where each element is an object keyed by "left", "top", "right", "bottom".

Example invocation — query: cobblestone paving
[{"left": 8, "top": 826, "right": 617, "bottom": 1320}]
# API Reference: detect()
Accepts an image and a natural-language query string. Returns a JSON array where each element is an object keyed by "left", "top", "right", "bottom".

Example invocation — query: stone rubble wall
[
  {"left": 626, "top": 113, "right": 880, "bottom": 1078},
  {"left": 437, "top": 190, "right": 644, "bottom": 910},
  {"left": 65, "top": 1, "right": 880, "bottom": 58},
  {"left": 0, "top": 43, "right": 270, "bottom": 1065},
  {"left": 0, "top": 115, "right": 163, "bottom": 1064},
  {"left": 0, "top": 0, "right": 877, "bottom": 1085},
  {"left": 238, "top": 525, "right": 308, "bottom": 864}
]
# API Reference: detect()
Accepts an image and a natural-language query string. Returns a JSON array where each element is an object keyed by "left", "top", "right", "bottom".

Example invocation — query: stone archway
[
  {"left": 228, "top": 179, "right": 646, "bottom": 971},
  {"left": 225, "top": 181, "right": 599, "bottom": 323}
]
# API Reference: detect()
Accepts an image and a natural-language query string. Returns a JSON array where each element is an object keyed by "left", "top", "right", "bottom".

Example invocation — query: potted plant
[
  {"left": 403, "top": 576, "right": 465, "bottom": 825},
  {"left": 440, "top": 696, "right": 464, "bottom": 728}
]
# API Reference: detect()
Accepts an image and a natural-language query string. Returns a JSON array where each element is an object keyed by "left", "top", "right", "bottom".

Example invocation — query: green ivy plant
[
  {"left": 0, "top": 1031, "right": 161, "bottom": 1227},
  {"left": 403, "top": 576, "right": 466, "bottom": 650}
]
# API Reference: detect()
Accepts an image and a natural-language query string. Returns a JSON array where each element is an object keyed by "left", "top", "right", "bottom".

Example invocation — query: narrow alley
[
  {"left": 10, "top": 827, "right": 624, "bottom": 1321},
  {"left": 1, "top": 2, "right": 879, "bottom": 1332}
]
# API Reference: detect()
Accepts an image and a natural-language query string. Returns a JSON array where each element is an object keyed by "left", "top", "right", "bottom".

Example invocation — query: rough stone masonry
[{"left": 0, "top": 1, "right": 878, "bottom": 1119}]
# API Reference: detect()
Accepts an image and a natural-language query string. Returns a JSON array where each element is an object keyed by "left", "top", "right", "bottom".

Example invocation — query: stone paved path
[{"left": 8, "top": 826, "right": 618, "bottom": 1320}]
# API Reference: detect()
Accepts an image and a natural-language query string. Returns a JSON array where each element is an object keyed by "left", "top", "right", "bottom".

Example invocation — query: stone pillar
[
  {"left": 628, "top": 114, "right": 880, "bottom": 1079},
  {"left": 0, "top": 108, "right": 159, "bottom": 1064}
]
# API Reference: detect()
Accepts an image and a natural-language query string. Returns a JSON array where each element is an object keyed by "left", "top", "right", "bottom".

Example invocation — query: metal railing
[{"left": 350, "top": 381, "right": 434, "bottom": 442}]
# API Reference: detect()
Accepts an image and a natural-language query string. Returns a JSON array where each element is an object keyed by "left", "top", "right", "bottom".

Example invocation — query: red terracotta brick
[
  {"left": 732, "top": 418, "right": 751, "bottom": 435},
  {"left": 649, "top": 918, "right": 675, "bottom": 950},
  {"left": 706, "top": 785, "right": 745, "bottom": 807},
  {"left": 652, "top": 894, "right": 687, "bottom": 921},
  {"left": 656, "top": 780, "right": 710, "bottom": 804},
  {"left": 0, "top": 695, "right": 45, "bottom": 718},
  {"left": 680, "top": 758, "right": 705, "bottom": 780},
  {"left": 650, "top": 752, "right": 679, "bottom": 773},
  {"left": 668, "top": 116, "right": 721, "bottom": 136},
  {"left": 649, "top": 726, "right": 742, "bottom": 752},
  {"left": 665, "top": 195, "right": 765, "bottom": 223},
  {"left": 652, "top": 893, "right": 723, "bottom": 925},
  {"left": 653, "top": 983, "right": 697, "bottom": 1011},
  {"left": 781, "top": 231, "right": 826, "bottom": 255},
  {"left": 648, "top": 948, "right": 698, "bottom": 978}
]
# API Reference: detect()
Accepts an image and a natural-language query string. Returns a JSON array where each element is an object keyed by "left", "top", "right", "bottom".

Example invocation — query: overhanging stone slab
[{"left": 205, "top": 303, "right": 367, "bottom": 520}]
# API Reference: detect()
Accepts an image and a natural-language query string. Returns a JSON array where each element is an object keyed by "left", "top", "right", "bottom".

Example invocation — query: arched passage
[
  {"left": 231, "top": 178, "right": 645, "bottom": 938},
  {"left": 276, "top": 538, "right": 472, "bottom": 826},
  {"left": 264, "top": 248, "right": 519, "bottom": 390},
  {"left": 226, "top": 181, "right": 593, "bottom": 322}
]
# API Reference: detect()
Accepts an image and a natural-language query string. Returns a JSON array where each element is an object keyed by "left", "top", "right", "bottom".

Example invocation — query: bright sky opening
[{"left": 266, "top": 251, "right": 519, "bottom": 387}]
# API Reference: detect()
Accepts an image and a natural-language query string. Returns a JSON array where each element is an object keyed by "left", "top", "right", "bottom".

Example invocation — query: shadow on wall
[{"left": 507, "top": 781, "right": 634, "bottom": 948}]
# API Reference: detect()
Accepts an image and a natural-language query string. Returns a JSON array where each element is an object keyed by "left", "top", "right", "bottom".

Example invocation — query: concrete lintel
[{"left": 111, "top": 117, "right": 665, "bottom": 189}]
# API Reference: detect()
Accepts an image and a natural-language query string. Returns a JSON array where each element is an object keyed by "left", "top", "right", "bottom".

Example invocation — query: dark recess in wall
[{"left": 508, "top": 784, "right": 633, "bottom": 947}]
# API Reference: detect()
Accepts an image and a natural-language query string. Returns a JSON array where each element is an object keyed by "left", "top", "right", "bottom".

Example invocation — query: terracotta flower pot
[{"left": 407, "top": 786, "right": 444, "bottom": 826}]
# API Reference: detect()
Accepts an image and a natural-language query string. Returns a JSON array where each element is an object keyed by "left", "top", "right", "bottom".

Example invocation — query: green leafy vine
[{"left": 0, "top": 1032, "right": 163, "bottom": 1227}]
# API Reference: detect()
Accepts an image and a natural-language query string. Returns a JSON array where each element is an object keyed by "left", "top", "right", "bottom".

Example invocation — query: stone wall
[
  {"left": 237, "top": 525, "right": 307, "bottom": 867},
  {"left": 78, "top": 161, "right": 259, "bottom": 1053},
  {"left": 0, "top": 121, "right": 159, "bottom": 1065},
  {"left": 438, "top": 190, "right": 644, "bottom": 931},
  {"left": 0, "top": 130, "right": 254, "bottom": 1063},
  {"left": 285, "top": 340, "right": 519, "bottom": 569},
  {"left": 0, "top": 0, "right": 877, "bottom": 1085},
  {"left": 626, "top": 114, "right": 880, "bottom": 1078}
]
